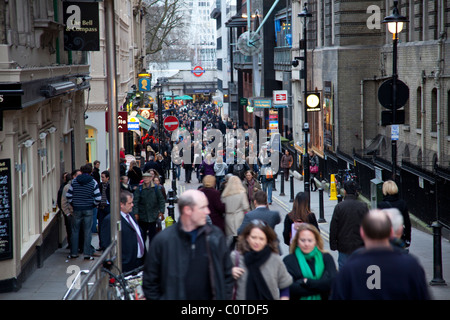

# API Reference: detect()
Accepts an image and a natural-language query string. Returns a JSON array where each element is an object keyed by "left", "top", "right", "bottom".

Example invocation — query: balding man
[
  {"left": 143, "top": 189, "right": 233, "bottom": 300},
  {"left": 330, "top": 209, "right": 430, "bottom": 300}
]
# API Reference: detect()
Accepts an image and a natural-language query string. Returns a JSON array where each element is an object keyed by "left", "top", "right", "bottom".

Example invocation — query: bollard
[
  {"left": 167, "top": 188, "right": 176, "bottom": 222},
  {"left": 171, "top": 162, "right": 178, "bottom": 202},
  {"left": 329, "top": 174, "right": 338, "bottom": 200},
  {"left": 337, "top": 194, "right": 343, "bottom": 203},
  {"left": 279, "top": 169, "right": 285, "bottom": 196},
  {"left": 430, "top": 221, "right": 446, "bottom": 286},
  {"left": 318, "top": 188, "right": 326, "bottom": 223},
  {"left": 289, "top": 174, "right": 294, "bottom": 203}
]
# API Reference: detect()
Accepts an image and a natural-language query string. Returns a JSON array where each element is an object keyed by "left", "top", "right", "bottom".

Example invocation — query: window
[
  {"left": 431, "top": 88, "right": 437, "bottom": 132},
  {"left": 416, "top": 86, "right": 422, "bottom": 129},
  {"left": 18, "top": 141, "right": 36, "bottom": 255}
]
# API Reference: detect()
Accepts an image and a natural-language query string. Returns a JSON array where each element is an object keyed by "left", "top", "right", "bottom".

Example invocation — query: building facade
[{"left": 0, "top": 0, "right": 90, "bottom": 291}]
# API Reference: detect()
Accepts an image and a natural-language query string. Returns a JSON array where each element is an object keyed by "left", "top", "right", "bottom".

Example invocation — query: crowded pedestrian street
[{"left": 0, "top": 101, "right": 449, "bottom": 302}]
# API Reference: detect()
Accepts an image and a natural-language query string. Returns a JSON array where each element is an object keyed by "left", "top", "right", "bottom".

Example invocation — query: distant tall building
[{"left": 185, "top": 0, "right": 217, "bottom": 70}]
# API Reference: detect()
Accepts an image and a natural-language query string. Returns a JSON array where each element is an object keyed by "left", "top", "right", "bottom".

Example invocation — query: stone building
[
  {"left": 0, "top": 0, "right": 146, "bottom": 292},
  {"left": 291, "top": 0, "right": 450, "bottom": 225}
]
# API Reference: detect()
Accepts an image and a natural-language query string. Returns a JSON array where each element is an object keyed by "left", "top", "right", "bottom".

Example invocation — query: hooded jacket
[{"left": 66, "top": 174, "right": 101, "bottom": 211}]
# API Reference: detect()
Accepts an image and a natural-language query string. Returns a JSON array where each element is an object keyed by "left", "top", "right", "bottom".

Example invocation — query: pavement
[{"left": 1, "top": 171, "right": 449, "bottom": 300}]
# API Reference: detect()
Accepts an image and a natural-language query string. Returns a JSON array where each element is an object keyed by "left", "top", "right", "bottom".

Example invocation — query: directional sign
[{"left": 163, "top": 115, "right": 179, "bottom": 131}]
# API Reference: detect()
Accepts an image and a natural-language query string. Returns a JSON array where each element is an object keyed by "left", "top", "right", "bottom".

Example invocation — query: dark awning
[{"left": 225, "top": 16, "right": 247, "bottom": 28}]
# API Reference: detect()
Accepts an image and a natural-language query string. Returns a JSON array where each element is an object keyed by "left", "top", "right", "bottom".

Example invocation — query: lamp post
[
  {"left": 382, "top": 0, "right": 408, "bottom": 182},
  {"left": 298, "top": 2, "right": 312, "bottom": 202}
]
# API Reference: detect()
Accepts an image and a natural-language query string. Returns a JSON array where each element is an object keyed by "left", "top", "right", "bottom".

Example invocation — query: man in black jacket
[
  {"left": 329, "top": 180, "right": 369, "bottom": 269},
  {"left": 143, "top": 189, "right": 233, "bottom": 300}
]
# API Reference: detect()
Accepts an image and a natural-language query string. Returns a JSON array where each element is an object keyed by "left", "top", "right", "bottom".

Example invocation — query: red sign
[
  {"left": 163, "top": 115, "right": 179, "bottom": 131},
  {"left": 273, "top": 90, "right": 288, "bottom": 105},
  {"left": 192, "top": 66, "right": 205, "bottom": 77},
  {"left": 105, "top": 111, "right": 129, "bottom": 132}
]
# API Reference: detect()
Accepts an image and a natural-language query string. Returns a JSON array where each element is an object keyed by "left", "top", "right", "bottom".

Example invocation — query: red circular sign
[
  {"left": 192, "top": 66, "right": 205, "bottom": 77},
  {"left": 163, "top": 115, "right": 179, "bottom": 131}
]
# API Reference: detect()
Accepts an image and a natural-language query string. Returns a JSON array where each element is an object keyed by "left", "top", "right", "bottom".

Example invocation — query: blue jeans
[
  {"left": 338, "top": 252, "right": 350, "bottom": 270},
  {"left": 262, "top": 180, "right": 273, "bottom": 204},
  {"left": 71, "top": 209, "right": 94, "bottom": 257}
]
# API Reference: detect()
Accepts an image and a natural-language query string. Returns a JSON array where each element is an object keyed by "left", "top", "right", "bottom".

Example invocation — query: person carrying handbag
[{"left": 308, "top": 150, "right": 319, "bottom": 191}]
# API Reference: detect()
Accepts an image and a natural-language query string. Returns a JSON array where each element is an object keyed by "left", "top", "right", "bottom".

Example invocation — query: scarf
[
  {"left": 244, "top": 246, "right": 273, "bottom": 300},
  {"left": 247, "top": 179, "right": 255, "bottom": 203},
  {"left": 295, "top": 246, "right": 325, "bottom": 300}
]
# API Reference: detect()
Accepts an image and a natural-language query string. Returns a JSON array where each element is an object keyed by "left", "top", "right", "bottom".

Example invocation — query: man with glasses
[{"left": 143, "top": 189, "right": 233, "bottom": 300}]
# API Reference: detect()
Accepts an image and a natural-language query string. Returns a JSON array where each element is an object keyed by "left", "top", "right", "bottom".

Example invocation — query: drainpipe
[
  {"left": 435, "top": 0, "right": 445, "bottom": 165},
  {"left": 360, "top": 79, "right": 365, "bottom": 151},
  {"left": 421, "top": 71, "right": 425, "bottom": 164}
]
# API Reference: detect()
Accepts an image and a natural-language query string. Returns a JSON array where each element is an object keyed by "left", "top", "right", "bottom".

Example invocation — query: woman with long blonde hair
[
  {"left": 283, "top": 223, "right": 337, "bottom": 300},
  {"left": 221, "top": 175, "right": 250, "bottom": 248}
]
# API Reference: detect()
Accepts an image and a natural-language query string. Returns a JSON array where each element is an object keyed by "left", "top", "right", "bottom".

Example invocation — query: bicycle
[
  {"left": 334, "top": 168, "right": 357, "bottom": 192},
  {"left": 102, "top": 260, "right": 145, "bottom": 300}
]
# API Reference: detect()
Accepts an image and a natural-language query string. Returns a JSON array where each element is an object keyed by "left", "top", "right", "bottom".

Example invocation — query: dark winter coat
[
  {"left": 143, "top": 222, "right": 234, "bottom": 300},
  {"left": 329, "top": 194, "right": 369, "bottom": 254}
]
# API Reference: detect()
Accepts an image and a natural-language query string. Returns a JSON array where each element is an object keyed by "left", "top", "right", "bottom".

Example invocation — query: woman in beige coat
[{"left": 221, "top": 175, "right": 250, "bottom": 247}]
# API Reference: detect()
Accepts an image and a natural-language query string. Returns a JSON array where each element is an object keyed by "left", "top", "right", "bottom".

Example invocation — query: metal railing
[{"left": 62, "top": 240, "right": 118, "bottom": 300}]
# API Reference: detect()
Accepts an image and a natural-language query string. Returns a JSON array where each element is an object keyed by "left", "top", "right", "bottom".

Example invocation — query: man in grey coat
[{"left": 237, "top": 190, "right": 281, "bottom": 234}]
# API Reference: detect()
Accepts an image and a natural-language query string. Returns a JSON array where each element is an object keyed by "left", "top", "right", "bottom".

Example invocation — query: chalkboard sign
[{"left": 0, "top": 159, "right": 13, "bottom": 260}]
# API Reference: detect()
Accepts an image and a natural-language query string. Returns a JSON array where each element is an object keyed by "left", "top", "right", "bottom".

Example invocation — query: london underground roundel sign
[{"left": 192, "top": 66, "right": 205, "bottom": 77}]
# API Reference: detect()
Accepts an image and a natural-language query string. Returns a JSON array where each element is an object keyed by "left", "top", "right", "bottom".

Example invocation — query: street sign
[
  {"left": 378, "top": 79, "right": 409, "bottom": 110},
  {"left": 163, "top": 115, "right": 179, "bottom": 131},
  {"left": 192, "top": 66, "right": 205, "bottom": 77},
  {"left": 391, "top": 125, "right": 399, "bottom": 141},
  {"left": 273, "top": 90, "right": 288, "bottom": 105},
  {"left": 127, "top": 116, "right": 140, "bottom": 131},
  {"left": 117, "top": 111, "right": 128, "bottom": 132}
]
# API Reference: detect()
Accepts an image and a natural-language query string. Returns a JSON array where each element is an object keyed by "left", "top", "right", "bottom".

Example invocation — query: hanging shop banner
[
  {"left": 63, "top": 1, "right": 100, "bottom": 51},
  {"left": 0, "top": 159, "right": 13, "bottom": 260}
]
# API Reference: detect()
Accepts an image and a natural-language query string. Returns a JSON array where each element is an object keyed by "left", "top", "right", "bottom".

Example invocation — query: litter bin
[{"left": 370, "top": 178, "right": 384, "bottom": 209}]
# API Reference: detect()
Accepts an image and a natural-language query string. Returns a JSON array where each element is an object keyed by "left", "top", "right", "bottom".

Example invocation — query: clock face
[{"left": 237, "top": 31, "right": 262, "bottom": 56}]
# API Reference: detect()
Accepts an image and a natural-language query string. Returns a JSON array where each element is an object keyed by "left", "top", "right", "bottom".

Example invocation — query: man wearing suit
[
  {"left": 237, "top": 190, "right": 281, "bottom": 234},
  {"left": 101, "top": 191, "right": 145, "bottom": 273}
]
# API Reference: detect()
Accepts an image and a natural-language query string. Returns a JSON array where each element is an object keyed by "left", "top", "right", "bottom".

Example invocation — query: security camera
[{"left": 292, "top": 60, "right": 299, "bottom": 67}]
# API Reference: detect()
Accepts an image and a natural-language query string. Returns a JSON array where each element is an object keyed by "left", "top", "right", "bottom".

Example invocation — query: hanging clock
[{"left": 237, "top": 31, "right": 262, "bottom": 56}]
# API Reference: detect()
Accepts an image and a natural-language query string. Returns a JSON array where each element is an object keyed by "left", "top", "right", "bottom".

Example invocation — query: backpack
[{"left": 265, "top": 166, "right": 273, "bottom": 180}]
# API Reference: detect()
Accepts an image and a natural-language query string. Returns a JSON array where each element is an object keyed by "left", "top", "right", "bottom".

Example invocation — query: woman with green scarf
[{"left": 283, "top": 223, "right": 337, "bottom": 300}]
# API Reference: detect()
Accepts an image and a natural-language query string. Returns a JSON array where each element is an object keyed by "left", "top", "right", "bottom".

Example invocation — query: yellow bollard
[
  {"left": 329, "top": 174, "right": 338, "bottom": 200},
  {"left": 165, "top": 216, "right": 174, "bottom": 228}
]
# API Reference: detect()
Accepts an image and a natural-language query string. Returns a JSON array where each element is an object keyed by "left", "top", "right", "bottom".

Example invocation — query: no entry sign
[{"left": 163, "top": 116, "right": 179, "bottom": 131}]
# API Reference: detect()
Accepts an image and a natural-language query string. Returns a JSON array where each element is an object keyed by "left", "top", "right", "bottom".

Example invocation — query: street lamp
[
  {"left": 382, "top": 0, "right": 408, "bottom": 182},
  {"left": 298, "top": 2, "right": 312, "bottom": 201}
]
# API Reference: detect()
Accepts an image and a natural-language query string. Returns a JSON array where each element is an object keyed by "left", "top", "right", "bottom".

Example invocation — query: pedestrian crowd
[{"left": 58, "top": 101, "right": 429, "bottom": 300}]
